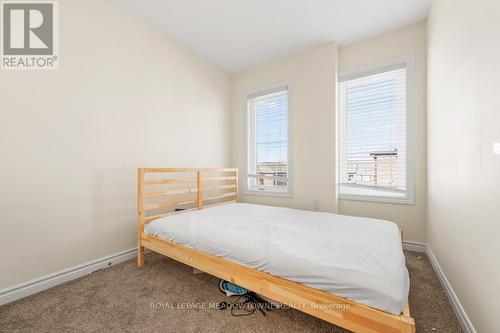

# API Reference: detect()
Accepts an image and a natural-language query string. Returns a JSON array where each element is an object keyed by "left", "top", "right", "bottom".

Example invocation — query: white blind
[
  {"left": 247, "top": 86, "right": 288, "bottom": 193},
  {"left": 339, "top": 65, "right": 407, "bottom": 199}
]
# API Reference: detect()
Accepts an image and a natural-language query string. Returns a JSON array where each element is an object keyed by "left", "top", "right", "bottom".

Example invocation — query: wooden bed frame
[{"left": 137, "top": 168, "right": 415, "bottom": 333}]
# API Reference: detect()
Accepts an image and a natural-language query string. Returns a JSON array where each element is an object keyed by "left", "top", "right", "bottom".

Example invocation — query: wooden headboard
[{"left": 137, "top": 168, "right": 238, "bottom": 228}]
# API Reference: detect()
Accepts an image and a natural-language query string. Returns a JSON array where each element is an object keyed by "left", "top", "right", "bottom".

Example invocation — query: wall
[
  {"left": 231, "top": 43, "right": 338, "bottom": 212},
  {"left": 427, "top": 1, "right": 500, "bottom": 332},
  {"left": 0, "top": 0, "right": 231, "bottom": 290},
  {"left": 337, "top": 22, "right": 427, "bottom": 242}
]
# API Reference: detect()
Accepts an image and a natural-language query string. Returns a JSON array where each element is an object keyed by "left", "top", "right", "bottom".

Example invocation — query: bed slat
[
  {"left": 202, "top": 200, "right": 236, "bottom": 209},
  {"left": 144, "top": 188, "right": 198, "bottom": 198},
  {"left": 144, "top": 207, "right": 199, "bottom": 223},
  {"left": 144, "top": 199, "right": 196, "bottom": 210},
  {"left": 203, "top": 192, "right": 237, "bottom": 201},
  {"left": 202, "top": 184, "right": 237, "bottom": 191},
  {"left": 204, "top": 176, "right": 237, "bottom": 181},
  {"left": 144, "top": 178, "right": 194, "bottom": 185},
  {"left": 143, "top": 168, "right": 237, "bottom": 173}
]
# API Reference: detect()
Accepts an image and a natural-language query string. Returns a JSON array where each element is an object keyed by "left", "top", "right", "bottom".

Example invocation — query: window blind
[
  {"left": 339, "top": 65, "right": 408, "bottom": 200},
  {"left": 247, "top": 86, "right": 289, "bottom": 193}
]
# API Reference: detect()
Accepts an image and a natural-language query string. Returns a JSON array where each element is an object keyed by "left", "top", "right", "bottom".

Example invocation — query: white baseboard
[
  {"left": 426, "top": 246, "right": 476, "bottom": 333},
  {"left": 404, "top": 241, "right": 475, "bottom": 333},
  {"left": 402, "top": 240, "right": 427, "bottom": 253},
  {"left": 0, "top": 248, "right": 137, "bottom": 306}
]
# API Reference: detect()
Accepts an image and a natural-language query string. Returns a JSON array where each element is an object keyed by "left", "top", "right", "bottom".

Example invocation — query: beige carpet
[{"left": 0, "top": 251, "right": 462, "bottom": 333}]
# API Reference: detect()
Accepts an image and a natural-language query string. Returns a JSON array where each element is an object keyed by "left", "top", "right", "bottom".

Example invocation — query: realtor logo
[{"left": 1, "top": 1, "right": 58, "bottom": 70}]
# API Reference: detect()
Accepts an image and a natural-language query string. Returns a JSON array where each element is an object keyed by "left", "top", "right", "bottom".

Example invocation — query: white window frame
[
  {"left": 337, "top": 55, "right": 415, "bottom": 205},
  {"left": 245, "top": 84, "right": 292, "bottom": 197}
]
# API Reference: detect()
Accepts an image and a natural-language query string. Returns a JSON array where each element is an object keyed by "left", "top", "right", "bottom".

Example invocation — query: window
[
  {"left": 338, "top": 61, "right": 413, "bottom": 203},
  {"left": 246, "top": 86, "right": 289, "bottom": 195}
]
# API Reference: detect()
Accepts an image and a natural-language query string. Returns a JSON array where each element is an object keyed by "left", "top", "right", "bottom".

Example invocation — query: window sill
[
  {"left": 338, "top": 194, "right": 415, "bottom": 205},
  {"left": 243, "top": 190, "right": 292, "bottom": 198}
]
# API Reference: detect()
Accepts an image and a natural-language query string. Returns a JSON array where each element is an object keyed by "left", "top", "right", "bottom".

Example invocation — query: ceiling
[{"left": 115, "top": 0, "right": 430, "bottom": 74}]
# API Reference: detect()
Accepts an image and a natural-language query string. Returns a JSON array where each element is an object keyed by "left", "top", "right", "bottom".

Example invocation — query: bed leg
[{"left": 137, "top": 245, "right": 144, "bottom": 267}]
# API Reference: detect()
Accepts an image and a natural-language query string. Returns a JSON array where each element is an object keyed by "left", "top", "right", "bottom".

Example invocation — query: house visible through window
[
  {"left": 339, "top": 63, "right": 412, "bottom": 202},
  {"left": 247, "top": 86, "right": 289, "bottom": 194}
]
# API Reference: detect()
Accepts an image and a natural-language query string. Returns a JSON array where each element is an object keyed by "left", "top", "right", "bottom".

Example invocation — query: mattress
[{"left": 144, "top": 203, "right": 409, "bottom": 315}]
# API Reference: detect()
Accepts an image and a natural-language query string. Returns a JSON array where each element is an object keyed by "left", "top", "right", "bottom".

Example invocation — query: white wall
[
  {"left": 427, "top": 1, "right": 500, "bottom": 332},
  {"left": 0, "top": 0, "right": 231, "bottom": 290},
  {"left": 231, "top": 43, "right": 338, "bottom": 212},
  {"left": 338, "top": 22, "right": 427, "bottom": 242}
]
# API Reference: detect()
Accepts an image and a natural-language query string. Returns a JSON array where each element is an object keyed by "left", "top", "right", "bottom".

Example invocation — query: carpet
[{"left": 0, "top": 251, "right": 463, "bottom": 332}]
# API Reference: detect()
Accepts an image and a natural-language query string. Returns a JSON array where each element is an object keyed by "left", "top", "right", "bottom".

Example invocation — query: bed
[{"left": 137, "top": 168, "right": 416, "bottom": 333}]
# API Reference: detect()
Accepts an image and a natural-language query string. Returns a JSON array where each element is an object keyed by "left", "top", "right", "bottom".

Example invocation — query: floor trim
[
  {"left": 402, "top": 240, "right": 427, "bottom": 253},
  {"left": 425, "top": 246, "right": 476, "bottom": 333},
  {"left": 0, "top": 248, "right": 136, "bottom": 306}
]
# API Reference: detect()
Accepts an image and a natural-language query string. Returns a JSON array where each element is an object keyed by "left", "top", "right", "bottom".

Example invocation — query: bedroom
[{"left": 0, "top": 0, "right": 498, "bottom": 332}]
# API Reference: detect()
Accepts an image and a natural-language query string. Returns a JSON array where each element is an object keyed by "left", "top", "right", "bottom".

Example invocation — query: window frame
[
  {"left": 337, "top": 55, "right": 415, "bottom": 205},
  {"left": 244, "top": 83, "right": 292, "bottom": 197}
]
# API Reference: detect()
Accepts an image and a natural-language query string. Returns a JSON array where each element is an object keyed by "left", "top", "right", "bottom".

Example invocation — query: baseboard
[
  {"left": 402, "top": 240, "right": 427, "bottom": 253},
  {"left": 404, "top": 241, "right": 476, "bottom": 333},
  {"left": 426, "top": 246, "right": 476, "bottom": 333},
  {"left": 0, "top": 248, "right": 137, "bottom": 306}
]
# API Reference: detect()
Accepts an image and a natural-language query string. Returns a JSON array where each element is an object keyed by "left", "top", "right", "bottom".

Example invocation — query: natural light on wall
[
  {"left": 246, "top": 86, "right": 289, "bottom": 195},
  {"left": 339, "top": 63, "right": 411, "bottom": 203}
]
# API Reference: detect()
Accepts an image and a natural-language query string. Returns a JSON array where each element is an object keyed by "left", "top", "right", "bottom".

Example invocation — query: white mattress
[{"left": 144, "top": 203, "right": 409, "bottom": 315}]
